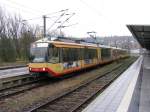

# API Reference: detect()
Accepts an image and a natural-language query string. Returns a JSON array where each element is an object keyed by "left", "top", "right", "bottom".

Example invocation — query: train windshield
[{"left": 30, "top": 43, "right": 48, "bottom": 62}]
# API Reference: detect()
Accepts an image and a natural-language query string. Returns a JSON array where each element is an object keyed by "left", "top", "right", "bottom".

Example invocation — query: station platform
[{"left": 82, "top": 55, "right": 149, "bottom": 112}]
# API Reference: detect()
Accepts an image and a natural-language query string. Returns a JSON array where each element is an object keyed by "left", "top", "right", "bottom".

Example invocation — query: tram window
[
  {"left": 67, "top": 48, "right": 72, "bottom": 62},
  {"left": 70, "top": 49, "right": 74, "bottom": 61},
  {"left": 48, "top": 45, "right": 59, "bottom": 63},
  {"left": 78, "top": 48, "right": 83, "bottom": 60},
  {"left": 62, "top": 48, "right": 68, "bottom": 62},
  {"left": 59, "top": 48, "right": 63, "bottom": 62},
  {"left": 91, "top": 49, "right": 97, "bottom": 59},
  {"left": 89, "top": 49, "right": 92, "bottom": 59},
  {"left": 62, "top": 48, "right": 82, "bottom": 62},
  {"left": 101, "top": 48, "right": 111, "bottom": 59},
  {"left": 84, "top": 48, "right": 97, "bottom": 59},
  {"left": 72, "top": 48, "right": 78, "bottom": 61},
  {"left": 84, "top": 48, "right": 88, "bottom": 59},
  {"left": 91, "top": 49, "right": 95, "bottom": 58},
  {"left": 95, "top": 49, "right": 98, "bottom": 58}
]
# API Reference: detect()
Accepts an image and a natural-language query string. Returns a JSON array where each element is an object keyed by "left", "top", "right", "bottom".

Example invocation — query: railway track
[
  {"left": 0, "top": 77, "right": 51, "bottom": 100},
  {"left": 24, "top": 58, "right": 135, "bottom": 112},
  {"left": 0, "top": 60, "right": 124, "bottom": 100},
  {"left": 0, "top": 67, "right": 35, "bottom": 91}
]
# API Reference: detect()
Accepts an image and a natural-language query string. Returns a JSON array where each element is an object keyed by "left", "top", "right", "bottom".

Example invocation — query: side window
[
  {"left": 80, "top": 48, "right": 84, "bottom": 60},
  {"left": 94, "top": 49, "right": 97, "bottom": 58},
  {"left": 101, "top": 48, "right": 111, "bottom": 59},
  {"left": 69, "top": 48, "right": 74, "bottom": 61},
  {"left": 72, "top": 48, "right": 78, "bottom": 61},
  {"left": 48, "top": 45, "right": 59, "bottom": 63},
  {"left": 62, "top": 48, "right": 82, "bottom": 62},
  {"left": 84, "top": 48, "right": 97, "bottom": 59},
  {"left": 62, "top": 48, "right": 67, "bottom": 62},
  {"left": 89, "top": 49, "right": 92, "bottom": 59},
  {"left": 84, "top": 48, "right": 89, "bottom": 59},
  {"left": 91, "top": 49, "right": 96, "bottom": 59}
]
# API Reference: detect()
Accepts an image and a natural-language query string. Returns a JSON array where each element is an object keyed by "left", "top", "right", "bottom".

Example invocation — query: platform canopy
[{"left": 127, "top": 25, "right": 150, "bottom": 50}]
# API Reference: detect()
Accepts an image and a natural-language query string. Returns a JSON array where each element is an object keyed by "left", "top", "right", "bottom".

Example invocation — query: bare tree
[
  {"left": 0, "top": 6, "right": 41, "bottom": 62},
  {"left": 0, "top": 7, "right": 16, "bottom": 62}
]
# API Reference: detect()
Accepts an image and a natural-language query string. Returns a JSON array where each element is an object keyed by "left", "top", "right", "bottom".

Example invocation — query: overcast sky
[{"left": 0, "top": 0, "right": 150, "bottom": 37}]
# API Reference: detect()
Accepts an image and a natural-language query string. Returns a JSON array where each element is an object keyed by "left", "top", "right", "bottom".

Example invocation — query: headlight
[{"left": 43, "top": 68, "right": 45, "bottom": 71}]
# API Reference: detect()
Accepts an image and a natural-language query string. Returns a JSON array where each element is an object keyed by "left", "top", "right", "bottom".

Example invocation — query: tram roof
[
  {"left": 35, "top": 36, "right": 125, "bottom": 50},
  {"left": 127, "top": 25, "right": 150, "bottom": 50}
]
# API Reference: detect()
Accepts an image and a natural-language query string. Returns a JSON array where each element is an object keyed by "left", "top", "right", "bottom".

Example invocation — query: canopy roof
[{"left": 127, "top": 25, "right": 150, "bottom": 50}]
